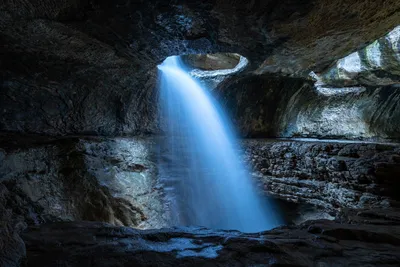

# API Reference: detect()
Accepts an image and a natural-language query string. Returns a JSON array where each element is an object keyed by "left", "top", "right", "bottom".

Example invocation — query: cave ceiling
[{"left": 0, "top": 0, "right": 399, "bottom": 135}]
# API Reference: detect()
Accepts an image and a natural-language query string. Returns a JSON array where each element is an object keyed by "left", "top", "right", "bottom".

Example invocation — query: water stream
[{"left": 157, "top": 56, "right": 280, "bottom": 232}]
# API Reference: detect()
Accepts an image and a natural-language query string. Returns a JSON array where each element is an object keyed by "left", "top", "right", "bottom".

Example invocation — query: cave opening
[{"left": 180, "top": 52, "right": 249, "bottom": 89}]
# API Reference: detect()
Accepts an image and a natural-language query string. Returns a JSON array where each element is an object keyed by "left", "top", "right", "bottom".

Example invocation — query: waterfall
[{"left": 157, "top": 56, "right": 280, "bottom": 232}]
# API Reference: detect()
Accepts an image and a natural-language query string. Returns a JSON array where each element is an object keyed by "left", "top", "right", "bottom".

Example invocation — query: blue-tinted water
[{"left": 157, "top": 56, "right": 280, "bottom": 233}]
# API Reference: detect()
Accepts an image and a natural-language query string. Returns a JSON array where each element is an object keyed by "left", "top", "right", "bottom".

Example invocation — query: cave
[{"left": 1, "top": 1, "right": 400, "bottom": 266}]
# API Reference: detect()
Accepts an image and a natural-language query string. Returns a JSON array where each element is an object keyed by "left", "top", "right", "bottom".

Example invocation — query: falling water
[{"left": 157, "top": 56, "right": 280, "bottom": 232}]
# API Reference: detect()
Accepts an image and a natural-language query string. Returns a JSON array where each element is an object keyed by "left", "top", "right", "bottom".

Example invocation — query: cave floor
[{"left": 22, "top": 208, "right": 400, "bottom": 266}]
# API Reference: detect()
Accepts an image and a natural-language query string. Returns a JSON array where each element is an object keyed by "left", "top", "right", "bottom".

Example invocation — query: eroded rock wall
[
  {"left": 320, "top": 26, "right": 400, "bottom": 87},
  {"left": 218, "top": 74, "right": 400, "bottom": 140}
]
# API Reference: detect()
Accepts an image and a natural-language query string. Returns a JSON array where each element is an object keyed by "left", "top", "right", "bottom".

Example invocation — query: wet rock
[
  {"left": 1, "top": 135, "right": 400, "bottom": 265},
  {"left": 20, "top": 210, "right": 400, "bottom": 266}
]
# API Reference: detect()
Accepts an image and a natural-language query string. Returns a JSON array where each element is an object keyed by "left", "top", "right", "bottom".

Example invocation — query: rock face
[
  {"left": 0, "top": 134, "right": 166, "bottom": 231},
  {"left": 218, "top": 74, "right": 400, "bottom": 140},
  {"left": 20, "top": 209, "right": 400, "bottom": 267},
  {"left": 243, "top": 139, "right": 400, "bottom": 211},
  {"left": 320, "top": 26, "right": 400, "bottom": 87},
  {"left": 1, "top": 0, "right": 399, "bottom": 135},
  {"left": 2, "top": 135, "right": 400, "bottom": 230}
]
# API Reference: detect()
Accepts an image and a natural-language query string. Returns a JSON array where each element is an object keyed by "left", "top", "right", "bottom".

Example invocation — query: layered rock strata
[
  {"left": 2, "top": 135, "right": 399, "bottom": 231},
  {"left": 243, "top": 139, "right": 400, "bottom": 211}
]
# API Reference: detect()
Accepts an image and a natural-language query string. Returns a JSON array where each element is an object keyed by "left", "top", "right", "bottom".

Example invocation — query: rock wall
[
  {"left": 243, "top": 139, "right": 400, "bottom": 211},
  {"left": 3, "top": 134, "right": 399, "bottom": 233},
  {"left": 218, "top": 74, "right": 400, "bottom": 140},
  {"left": 0, "top": 135, "right": 166, "bottom": 231}
]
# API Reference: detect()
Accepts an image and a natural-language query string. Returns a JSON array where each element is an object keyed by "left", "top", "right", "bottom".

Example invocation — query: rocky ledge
[{"left": 16, "top": 208, "right": 400, "bottom": 267}]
